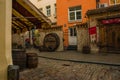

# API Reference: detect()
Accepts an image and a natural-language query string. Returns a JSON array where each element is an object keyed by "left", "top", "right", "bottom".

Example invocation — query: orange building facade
[
  {"left": 99, "top": 0, "right": 109, "bottom": 3},
  {"left": 57, "top": 0, "right": 97, "bottom": 48},
  {"left": 57, "top": 0, "right": 119, "bottom": 48}
]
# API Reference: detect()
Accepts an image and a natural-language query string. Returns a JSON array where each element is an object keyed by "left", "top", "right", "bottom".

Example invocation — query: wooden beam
[
  {"left": 12, "top": 14, "right": 31, "bottom": 28},
  {"left": 13, "top": 1, "right": 41, "bottom": 26}
]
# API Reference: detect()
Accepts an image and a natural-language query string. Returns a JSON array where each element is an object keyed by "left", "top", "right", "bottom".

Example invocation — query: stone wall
[
  {"left": 12, "top": 33, "right": 25, "bottom": 48},
  {"left": 88, "top": 13, "right": 120, "bottom": 53},
  {"left": 12, "top": 31, "right": 30, "bottom": 48},
  {"left": 38, "top": 28, "right": 64, "bottom": 51},
  {"left": 87, "top": 4, "right": 120, "bottom": 53},
  {"left": 89, "top": 16, "right": 99, "bottom": 53},
  {"left": 12, "top": 27, "right": 64, "bottom": 51},
  {"left": 77, "top": 24, "right": 89, "bottom": 52}
]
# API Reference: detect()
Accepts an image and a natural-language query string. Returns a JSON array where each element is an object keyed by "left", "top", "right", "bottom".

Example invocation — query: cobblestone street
[{"left": 20, "top": 57, "right": 120, "bottom": 80}]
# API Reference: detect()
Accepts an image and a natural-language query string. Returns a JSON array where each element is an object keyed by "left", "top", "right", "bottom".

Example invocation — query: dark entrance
[
  {"left": 99, "top": 25, "right": 120, "bottom": 52},
  {"left": 106, "top": 26, "right": 120, "bottom": 51}
]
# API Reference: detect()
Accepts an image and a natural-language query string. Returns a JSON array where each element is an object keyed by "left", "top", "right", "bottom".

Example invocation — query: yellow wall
[{"left": 0, "top": 0, "right": 12, "bottom": 80}]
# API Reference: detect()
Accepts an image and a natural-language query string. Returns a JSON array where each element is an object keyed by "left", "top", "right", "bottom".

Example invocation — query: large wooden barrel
[
  {"left": 26, "top": 53, "right": 38, "bottom": 68},
  {"left": 43, "top": 33, "right": 60, "bottom": 52},
  {"left": 12, "top": 49, "right": 26, "bottom": 70}
]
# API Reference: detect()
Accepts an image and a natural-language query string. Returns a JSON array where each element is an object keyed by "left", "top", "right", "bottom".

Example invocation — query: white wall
[
  {"left": 29, "top": 0, "right": 57, "bottom": 23},
  {"left": 0, "top": 0, "right": 12, "bottom": 80}
]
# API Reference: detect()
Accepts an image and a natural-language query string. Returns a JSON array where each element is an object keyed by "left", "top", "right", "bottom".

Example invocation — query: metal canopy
[{"left": 12, "top": 0, "right": 51, "bottom": 33}]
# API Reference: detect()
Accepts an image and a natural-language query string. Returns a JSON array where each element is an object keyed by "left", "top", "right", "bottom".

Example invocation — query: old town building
[
  {"left": 57, "top": 0, "right": 96, "bottom": 49},
  {"left": 29, "top": 0, "right": 120, "bottom": 51},
  {"left": 57, "top": 0, "right": 120, "bottom": 51},
  {"left": 29, "top": 0, "right": 57, "bottom": 25},
  {"left": 86, "top": 4, "right": 120, "bottom": 53}
]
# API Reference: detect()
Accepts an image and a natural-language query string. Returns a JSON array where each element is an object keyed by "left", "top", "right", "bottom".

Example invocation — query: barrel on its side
[
  {"left": 26, "top": 53, "right": 38, "bottom": 68},
  {"left": 43, "top": 33, "right": 60, "bottom": 52}
]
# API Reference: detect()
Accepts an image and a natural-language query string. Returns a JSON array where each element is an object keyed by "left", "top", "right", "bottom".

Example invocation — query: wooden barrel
[
  {"left": 82, "top": 46, "right": 91, "bottom": 54},
  {"left": 12, "top": 49, "right": 26, "bottom": 70},
  {"left": 26, "top": 53, "right": 38, "bottom": 68},
  {"left": 43, "top": 33, "right": 60, "bottom": 52}
]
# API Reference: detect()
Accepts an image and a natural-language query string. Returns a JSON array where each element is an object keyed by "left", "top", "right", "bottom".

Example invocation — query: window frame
[
  {"left": 68, "top": 6, "right": 82, "bottom": 22},
  {"left": 109, "top": 0, "right": 120, "bottom": 5},
  {"left": 46, "top": 5, "right": 51, "bottom": 17},
  {"left": 69, "top": 27, "right": 77, "bottom": 36}
]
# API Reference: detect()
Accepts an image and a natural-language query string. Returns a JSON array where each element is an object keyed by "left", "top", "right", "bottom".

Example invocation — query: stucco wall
[
  {"left": 12, "top": 34, "right": 21, "bottom": 44},
  {"left": 29, "top": 0, "right": 56, "bottom": 23},
  {"left": 12, "top": 33, "right": 25, "bottom": 48},
  {"left": 77, "top": 27, "right": 89, "bottom": 52},
  {"left": 0, "top": 0, "right": 12, "bottom": 80}
]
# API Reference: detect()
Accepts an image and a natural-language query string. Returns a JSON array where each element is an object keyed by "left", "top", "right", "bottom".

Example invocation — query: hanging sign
[
  {"left": 101, "top": 18, "right": 120, "bottom": 24},
  {"left": 89, "top": 26, "right": 97, "bottom": 43},
  {"left": 89, "top": 26, "right": 96, "bottom": 35}
]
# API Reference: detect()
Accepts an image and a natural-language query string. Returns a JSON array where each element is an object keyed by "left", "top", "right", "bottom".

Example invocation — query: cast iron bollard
[{"left": 8, "top": 65, "right": 19, "bottom": 80}]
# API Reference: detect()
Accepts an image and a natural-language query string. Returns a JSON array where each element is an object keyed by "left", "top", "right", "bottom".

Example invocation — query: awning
[{"left": 12, "top": 0, "right": 52, "bottom": 33}]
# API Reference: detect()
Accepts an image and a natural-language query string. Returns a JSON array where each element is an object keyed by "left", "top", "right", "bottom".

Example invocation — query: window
[
  {"left": 69, "top": 27, "right": 76, "bottom": 36},
  {"left": 110, "top": 0, "right": 120, "bottom": 5},
  {"left": 98, "top": 3, "right": 108, "bottom": 8},
  {"left": 46, "top": 5, "right": 51, "bottom": 16},
  {"left": 54, "top": 4, "right": 57, "bottom": 18},
  {"left": 69, "top": 6, "right": 82, "bottom": 21}
]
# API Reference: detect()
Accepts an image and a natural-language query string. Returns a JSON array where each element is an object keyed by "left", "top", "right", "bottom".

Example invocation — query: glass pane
[
  {"left": 70, "top": 28, "right": 73, "bottom": 36},
  {"left": 76, "top": 11, "right": 81, "bottom": 19},
  {"left": 70, "top": 12, "right": 75, "bottom": 20},
  {"left": 74, "top": 28, "right": 77, "bottom": 36}
]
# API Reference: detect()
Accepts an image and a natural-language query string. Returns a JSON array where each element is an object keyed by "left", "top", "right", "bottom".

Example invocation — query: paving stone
[{"left": 20, "top": 57, "right": 120, "bottom": 80}]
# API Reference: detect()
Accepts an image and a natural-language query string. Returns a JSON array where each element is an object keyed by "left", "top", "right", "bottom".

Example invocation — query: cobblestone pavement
[{"left": 20, "top": 57, "right": 120, "bottom": 80}]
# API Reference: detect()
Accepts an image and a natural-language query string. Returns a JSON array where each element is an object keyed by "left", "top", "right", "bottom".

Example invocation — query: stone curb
[{"left": 38, "top": 55, "right": 120, "bottom": 66}]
